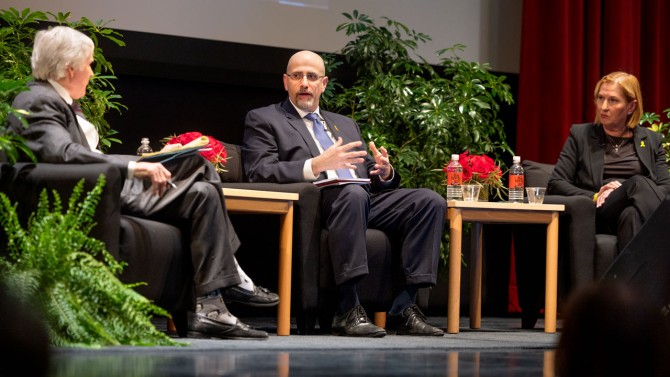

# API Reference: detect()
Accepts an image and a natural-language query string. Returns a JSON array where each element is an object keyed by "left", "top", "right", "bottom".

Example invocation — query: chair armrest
[
  {"left": 0, "top": 162, "right": 125, "bottom": 257},
  {"left": 221, "top": 181, "right": 322, "bottom": 316},
  {"left": 543, "top": 194, "right": 596, "bottom": 287}
]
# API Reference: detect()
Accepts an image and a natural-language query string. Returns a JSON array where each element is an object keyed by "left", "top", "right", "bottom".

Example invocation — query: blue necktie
[{"left": 305, "top": 113, "right": 353, "bottom": 178}]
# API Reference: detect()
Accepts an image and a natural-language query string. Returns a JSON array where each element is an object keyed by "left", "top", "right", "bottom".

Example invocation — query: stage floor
[{"left": 50, "top": 317, "right": 561, "bottom": 376}]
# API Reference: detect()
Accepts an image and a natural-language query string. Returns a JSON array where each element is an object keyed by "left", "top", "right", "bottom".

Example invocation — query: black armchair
[
  {"left": 220, "top": 143, "right": 427, "bottom": 334},
  {"left": 1, "top": 143, "right": 427, "bottom": 336},
  {"left": 0, "top": 162, "right": 192, "bottom": 334},
  {"left": 512, "top": 160, "right": 618, "bottom": 324}
]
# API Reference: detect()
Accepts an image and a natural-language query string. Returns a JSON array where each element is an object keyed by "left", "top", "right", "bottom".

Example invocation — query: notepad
[
  {"left": 313, "top": 177, "right": 371, "bottom": 188},
  {"left": 138, "top": 136, "right": 209, "bottom": 163}
]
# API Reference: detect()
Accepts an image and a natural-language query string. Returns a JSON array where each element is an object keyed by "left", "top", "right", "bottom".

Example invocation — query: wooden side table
[
  {"left": 222, "top": 188, "right": 299, "bottom": 336},
  {"left": 446, "top": 201, "right": 565, "bottom": 334}
]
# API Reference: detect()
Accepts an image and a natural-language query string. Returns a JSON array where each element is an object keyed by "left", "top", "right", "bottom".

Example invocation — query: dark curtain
[{"left": 516, "top": 0, "right": 670, "bottom": 163}]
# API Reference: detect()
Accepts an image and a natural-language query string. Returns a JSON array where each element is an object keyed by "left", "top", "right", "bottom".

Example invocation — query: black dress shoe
[
  {"left": 187, "top": 296, "right": 268, "bottom": 340},
  {"left": 386, "top": 305, "right": 444, "bottom": 336},
  {"left": 222, "top": 285, "right": 279, "bottom": 307},
  {"left": 331, "top": 304, "right": 386, "bottom": 337}
]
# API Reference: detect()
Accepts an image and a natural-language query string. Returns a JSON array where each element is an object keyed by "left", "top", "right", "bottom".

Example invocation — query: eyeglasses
[{"left": 286, "top": 72, "right": 325, "bottom": 82}]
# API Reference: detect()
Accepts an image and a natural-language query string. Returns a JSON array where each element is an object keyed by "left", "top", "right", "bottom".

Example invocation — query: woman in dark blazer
[{"left": 548, "top": 71, "right": 670, "bottom": 252}]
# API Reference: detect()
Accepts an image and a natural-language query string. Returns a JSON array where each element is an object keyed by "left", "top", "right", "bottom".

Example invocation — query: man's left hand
[{"left": 369, "top": 141, "right": 392, "bottom": 180}]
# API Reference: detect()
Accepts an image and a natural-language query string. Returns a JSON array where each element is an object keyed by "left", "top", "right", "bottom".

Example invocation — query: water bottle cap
[
  {"left": 141, "top": 137, "right": 150, "bottom": 143},
  {"left": 513, "top": 156, "right": 520, "bottom": 163},
  {"left": 451, "top": 154, "right": 459, "bottom": 161}
]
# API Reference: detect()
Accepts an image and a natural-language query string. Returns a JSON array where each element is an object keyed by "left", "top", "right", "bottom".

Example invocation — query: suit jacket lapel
[
  {"left": 589, "top": 124, "right": 605, "bottom": 187},
  {"left": 321, "top": 112, "right": 369, "bottom": 178},
  {"left": 633, "top": 128, "right": 654, "bottom": 178},
  {"left": 35, "top": 81, "right": 92, "bottom": 150},
  {"left": 321, "top": 113, "right": 345, "bottom": 141},
  {"left": 279, "top": 99, "right": 368, "bottom": 179},
  {"left": 280, "top": 99, "right": 322, "bottom": 158}
]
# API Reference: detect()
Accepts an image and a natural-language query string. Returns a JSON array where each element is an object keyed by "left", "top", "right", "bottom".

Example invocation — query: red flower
[
  {"left": 442, "top": 151, "right": 505, "bottom": 200},
  {"left": 165, "top": 132, "right": 227, "bottom": 172},
  {"left": 459, "top": 152, "right": 502, "bottom": 183}
]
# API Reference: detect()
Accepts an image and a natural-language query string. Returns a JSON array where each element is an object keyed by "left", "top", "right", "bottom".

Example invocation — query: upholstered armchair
[
  {"left": 1, "top": 143, "right": 427, "bottom": 335},
  {"left": 0, "top": 162, "right": 193, "bottom": 335},
  {"left": 512, "top": 160, "right": 618, "bottom": 327},
  {"left": 220, "top": 143, "right": 428, "bottom": 334}
]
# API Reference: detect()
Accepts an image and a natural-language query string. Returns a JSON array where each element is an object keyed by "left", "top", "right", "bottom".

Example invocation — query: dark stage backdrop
[
  {"left": 101, "top": 30, "right": 518, "bottom": 158},
  {"left": 101, "top": 30, "right": 293, "bottom": 154},
  {"left": 98, "top": 29, "right": 519, "bottom": 316}
]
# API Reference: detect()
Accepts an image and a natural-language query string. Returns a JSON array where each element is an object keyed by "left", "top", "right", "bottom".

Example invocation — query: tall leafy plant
[
  {"left": 0, "top": 7, "right": 124, "bottom": 155},
  {"left": 322, "top": 10, "right": 514, "bottom": 197},
  {"left": 642, "top": 108, "right": 670, "bottom": 169},
  {"left": 0, "top": 176, "right": 179, "bottom": 347}
]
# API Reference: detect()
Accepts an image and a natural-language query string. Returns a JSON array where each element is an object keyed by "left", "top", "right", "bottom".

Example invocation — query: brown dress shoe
[
  {"left": 187, "top": 295, "right": 268, "bottom": 340},
  {"left": 331, "top": 304, "right": 386, "bottom": 337},
  {"left": 386, "top": 305, "right": 444, "bottom": 336}
]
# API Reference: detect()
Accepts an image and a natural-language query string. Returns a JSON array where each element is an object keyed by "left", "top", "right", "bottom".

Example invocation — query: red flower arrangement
[
  {"left": 164, "top": 131, "right": 227, "bottom": 173},
  {"left": 443, "top": 151, "right": 505, "bottom": 200}
]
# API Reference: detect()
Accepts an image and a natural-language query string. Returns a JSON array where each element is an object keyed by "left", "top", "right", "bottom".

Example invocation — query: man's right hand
[
  {"left": 134, "top": 162, "right": 173, "bottom": 196},
  {"left": 311, "top": 138, "right": 366, "bottom": 176}
]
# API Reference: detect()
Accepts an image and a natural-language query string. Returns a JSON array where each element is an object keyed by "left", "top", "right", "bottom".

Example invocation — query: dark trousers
[
  {"left": 597, "top": 175, "right": 666, "bottom": 252},
  {"left": 121, "top": 155, "right": 241, "bottom": 297},
  {"left": 320, "top": 184, "right": 446, "bottom": 287}
]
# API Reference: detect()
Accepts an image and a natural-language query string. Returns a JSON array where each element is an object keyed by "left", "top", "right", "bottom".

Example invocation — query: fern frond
[
  {"left": 0, "top": 193, "right": 27, "bottom": 260},
  {"left": 0, "top": 176, "right": 181, "bottom": 347},
  {"left": 0, "top": 268, "right": 41, "bottom": 303}
]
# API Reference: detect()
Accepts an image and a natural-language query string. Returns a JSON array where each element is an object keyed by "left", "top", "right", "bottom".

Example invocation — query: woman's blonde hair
[
  {"left": 593, "top": 71, "right": 644, "bottom": 128},
  {"left": 31, "top": 26, "right": 94, "bottom": 81}
]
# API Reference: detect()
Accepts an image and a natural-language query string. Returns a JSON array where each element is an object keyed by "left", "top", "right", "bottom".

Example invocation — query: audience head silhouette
[
  {"left": 556, "top": 281, "right": 670, "bottom": 377},
  {"left": 0, "top": 282, "right": 51, "bottom": 376}
]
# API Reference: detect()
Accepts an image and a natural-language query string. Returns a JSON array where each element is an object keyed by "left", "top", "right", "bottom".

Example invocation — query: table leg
[
  {"left": 448, "top": 208, "right": 463, "bottom": 334},
  {"left": 276, "top": 203, "right": 294, "bottom": 336},
  {"left": 544, "top": 212, "right": 559, "bottom": 333},
  {"left": 374, "top": 312, "right": 386, "bottom": 328},
  {"left": 469, "top": 222, "right": 483, "bottom": 329}
]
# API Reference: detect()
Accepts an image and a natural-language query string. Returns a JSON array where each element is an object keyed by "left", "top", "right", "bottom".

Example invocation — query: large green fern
[{"left": 0, "top": 176, "right": 181, "bottom": 347}]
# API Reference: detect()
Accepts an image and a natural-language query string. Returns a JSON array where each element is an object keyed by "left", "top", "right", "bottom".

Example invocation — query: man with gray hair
[{"left": 9, "top": 26, "right": 276, "bottom": 340}]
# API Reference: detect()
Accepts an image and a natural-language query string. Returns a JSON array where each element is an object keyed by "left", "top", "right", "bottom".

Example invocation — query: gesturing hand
[
  {"left": 311, "top": 138, "right": 366, "bottom": 175},
  {"left": 369, "top": 141, "right": 392, "bottom": 180}
]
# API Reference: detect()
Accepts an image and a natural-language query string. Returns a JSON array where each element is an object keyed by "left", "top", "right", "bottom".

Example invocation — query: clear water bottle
[
  {"left": 136, "top": 137, "right": 153, "bottom": 156},
  {"left": 509, "top": 155, "right": 524, "bottom": 203},
  {"left": 446, "top": 154, "right": 463, "bottom": 200}
]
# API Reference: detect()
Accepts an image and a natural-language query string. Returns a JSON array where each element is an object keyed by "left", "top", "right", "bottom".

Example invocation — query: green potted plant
[
  {"left": 0, "top": 80, "right": 34, "bottom": 163},
  {"left": 322, "top": 10, "right": 515, "bottom": 200},
  {"left": 321, "top": 10, "right": 515, "bottom": 263},
  {"left": 642, "top": 107, "right": 670, "bottom": 169},
  {"left": 0, "top": 177, "right": 179, "bottom": 347}
]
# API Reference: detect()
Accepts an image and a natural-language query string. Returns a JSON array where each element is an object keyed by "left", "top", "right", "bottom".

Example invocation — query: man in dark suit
[
  {"left": 9, "top": 26, "right": 276, "bottom": 340},
  {"left": 243, "top": 50, "right": 446, "bottom": 337}
]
